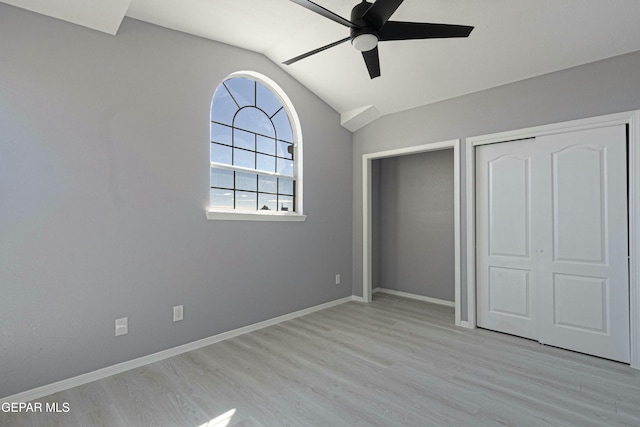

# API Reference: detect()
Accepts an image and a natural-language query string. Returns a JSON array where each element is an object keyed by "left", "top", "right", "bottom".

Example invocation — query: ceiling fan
[{"left": 284, "top": 0, "right": 474, "bottom": 79}]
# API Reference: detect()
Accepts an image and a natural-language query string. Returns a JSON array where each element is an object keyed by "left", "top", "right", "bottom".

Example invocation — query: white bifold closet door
[{"left": 476, "top": 125, "right": 630, "bottom": 363}]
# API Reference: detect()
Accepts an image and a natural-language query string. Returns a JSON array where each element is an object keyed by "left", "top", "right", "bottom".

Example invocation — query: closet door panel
[
  {"left": 552, "top": 145, "right": 606, "bottom": 264},
  {"left": 475, "top": 124, "right": 629, "bottom": 362},
  {"left": 536, "top": 125, "right": 629, "bottom": 363},
  {"left": 476, "top": 139, "right": 537, "bottom": 339}
]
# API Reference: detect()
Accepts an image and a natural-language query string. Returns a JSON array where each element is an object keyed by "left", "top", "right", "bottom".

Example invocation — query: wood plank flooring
[{"left": 3, "top": 293, "right": 640, "bottom": 426}]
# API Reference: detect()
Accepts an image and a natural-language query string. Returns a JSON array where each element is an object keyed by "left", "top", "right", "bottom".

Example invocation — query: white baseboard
[
  {"left": 2, "top": 295, "right": 357, "bottom": 404},
  {"left": 373, "top": 287, "right": 455, "bottom": 307},
  {"left": 459, "top": 320, "right": 471, "bottom": 328}
]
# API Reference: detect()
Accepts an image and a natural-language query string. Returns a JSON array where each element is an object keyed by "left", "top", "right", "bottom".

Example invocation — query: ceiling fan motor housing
[{"left": 350, "top": 1, "right": 379, "bottom": 52}]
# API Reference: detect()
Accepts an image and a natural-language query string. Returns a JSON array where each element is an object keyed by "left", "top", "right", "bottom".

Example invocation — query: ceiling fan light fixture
[{"left": 351, "top": 33, "right": 378, "bottom": 52}]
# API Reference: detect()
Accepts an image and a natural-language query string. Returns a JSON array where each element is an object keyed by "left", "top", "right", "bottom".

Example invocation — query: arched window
[{"left": 208, "top": 72, "right": 304, "bottom": 220}]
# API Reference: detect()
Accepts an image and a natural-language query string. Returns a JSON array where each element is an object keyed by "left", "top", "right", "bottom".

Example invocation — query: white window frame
[{"left": 206, "top": 71, "right": 306, "bottom": 222}]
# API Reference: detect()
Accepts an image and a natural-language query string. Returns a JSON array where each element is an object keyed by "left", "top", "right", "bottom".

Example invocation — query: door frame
[
  {"left": 466, "top": 110, "right": 640, "bottom": 368},
  {"left": 362, "top": 140, "right": 463, "bottom": 325}
]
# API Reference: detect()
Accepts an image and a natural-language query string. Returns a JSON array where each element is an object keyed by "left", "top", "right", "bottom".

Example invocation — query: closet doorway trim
[{"left": 362, "top": 140, "right": 462, "bottom": 324}]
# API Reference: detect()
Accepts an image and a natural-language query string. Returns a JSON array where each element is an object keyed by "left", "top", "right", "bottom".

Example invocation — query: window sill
[{"left": 205, "top": 210, "right": 307, "bottom": 222}]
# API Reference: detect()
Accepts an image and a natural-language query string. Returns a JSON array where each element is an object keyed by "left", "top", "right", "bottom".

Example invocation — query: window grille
[{"left": 210, "top": 75, "right": 299, "bottom": 213}]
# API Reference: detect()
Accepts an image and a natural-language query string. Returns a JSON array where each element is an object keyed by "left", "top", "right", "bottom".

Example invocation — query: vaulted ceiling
[{"left": 4, "top": 0, "right": 640, "bottom": 131}]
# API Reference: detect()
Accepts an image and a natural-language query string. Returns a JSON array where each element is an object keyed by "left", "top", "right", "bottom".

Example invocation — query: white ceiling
[
  {"left": 1, "top": 0, "right": 131, "bottom": 35},
  {"left": 5, "top": 0, "right": 640, "bottom": 130}
]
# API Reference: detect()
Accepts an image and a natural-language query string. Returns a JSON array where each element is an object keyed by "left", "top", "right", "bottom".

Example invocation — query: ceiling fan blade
[
  {"left": 290, "top": 0, "right": 357, "bottom": 28},
  {"left": 283, "top": 37, "right": 351, "bottom": 65},
  {"left": 379, "top": 21, "right": 474, "bottom": 41},
  {"left": 362, "top": 0, "right": 404, "bottom": 29},
  {"left": 362, "top": 47, "right": 381, "bottom": 79}
]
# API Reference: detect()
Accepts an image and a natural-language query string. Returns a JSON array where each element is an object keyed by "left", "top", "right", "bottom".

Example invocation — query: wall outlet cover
[
  {"left": 115, "top": 317, "right": 128, "bottom": 336},
  {"left": 173, "top": 305, "right": 184, "bottom": 322}
]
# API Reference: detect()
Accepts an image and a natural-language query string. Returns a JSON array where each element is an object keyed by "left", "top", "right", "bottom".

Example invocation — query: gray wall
[
  {"left": 375, "top": 150, "right": 454, "bottom": 301},
  {"left": 0, "top": 4, "right": 352, "bottom": 398},
  {"left": 352, "top": 49, "right": 640, "bottom": 319}
]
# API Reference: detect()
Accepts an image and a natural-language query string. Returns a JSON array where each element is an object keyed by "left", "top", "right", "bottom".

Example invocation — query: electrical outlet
[
  {"left": 173, "top": 305, "right": 184, "bottom": 322},
  {"left": 115, "top": 317, "right": 128, "bottom": 336},
  {"left": 335, "top": 274, "right": 341, "bottom": 285}
]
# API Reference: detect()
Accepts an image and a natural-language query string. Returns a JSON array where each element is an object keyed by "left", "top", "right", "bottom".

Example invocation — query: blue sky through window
[{"left": 210, "top": 76, "right": 297, "bottom": 212}]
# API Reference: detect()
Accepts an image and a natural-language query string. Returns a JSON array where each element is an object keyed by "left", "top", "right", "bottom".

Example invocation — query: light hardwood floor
[{"left": 3, "top": 293, "right": 640, "bottom": 426}]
